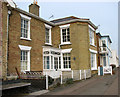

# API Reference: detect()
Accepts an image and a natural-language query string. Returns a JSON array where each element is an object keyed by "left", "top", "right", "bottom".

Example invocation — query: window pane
[
  {"left": 21, "top": 18, "right": 28, "bottom": 38},
  {"left": 44, "top": 56, "right": 50, "bottom": 69},
  {"left": 51, "top": 56, "right": 53, "bottom": 69},
  {"left": 62, "top": 28, "right": 70, "bottom": 43},
  {"left": 63, "top": 53, "right": 71, "bottom": 69},
  {"left": 91, "top": 53, "right": 95, "bottom": 68},
  {"left": 89, "top": 28, "right": 94, "bottom": 45},
  {"left": 45, "top": 28, "right": 50, "bottom": 43},
  {"left": 59, "top": 57, "right": 61, "bottom": 69},
  {"left": 21, "top": 51, "right": 28, "bottom": 71}
]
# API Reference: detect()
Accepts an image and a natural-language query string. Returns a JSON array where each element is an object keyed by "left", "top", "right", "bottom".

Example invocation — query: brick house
[{"left": 1, "top": 1, "right": 99, "bottom": 80}]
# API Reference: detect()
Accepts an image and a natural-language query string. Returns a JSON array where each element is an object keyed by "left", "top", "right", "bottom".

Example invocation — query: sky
[{"left": 13, "top": 0, "right": 118, "bottom": 53}]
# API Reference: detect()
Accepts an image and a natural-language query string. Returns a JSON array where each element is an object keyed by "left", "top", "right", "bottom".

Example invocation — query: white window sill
[
  {"left": 61, "top": 69, "right": 71, "bottom": 71},
  {"left": 60, "top": 42, "right": 71, "bottom": 45},
  {"left": 91, "top": 68, "right": 98, "bottom": 71},
  {"left": 45, "top": 43, "right": 52, "bottom": 46},
  {"left": 90, "top": 44, "right": 96, "bottom": 47},
  {"left": 20, "top": 37, "right": 31, "bottom": 41}
]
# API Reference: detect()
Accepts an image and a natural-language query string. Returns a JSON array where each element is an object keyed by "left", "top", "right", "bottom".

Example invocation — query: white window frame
[
  {"left": 45, "top": 24, "right": 52, "bottom": 45},
  {"left": 89, "top": 25, "right": 95, "bottom": 46},
  {"left": 61, "top": 48, "right": 72, "bottom": 71},
  {"left": 43, "top": 47, "right": 61, "bottom": 70},
  {"left": 102, "top": 39, "right": 107, "bottom": 46},
  {"left": 19, "top": 45, "right": 32, "bottom": 72},
  {"left": 20, "top": 13, "right": 31, "bottom": 40},
  {"left": 89, "top": 49, "right": 97, "bottom": 70},
  {"left": 59, "top": 24, "right": 71, "bottom": 45}
]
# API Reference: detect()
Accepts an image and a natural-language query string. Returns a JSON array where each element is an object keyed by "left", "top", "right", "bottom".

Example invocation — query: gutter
[
  {"left": 54, "top": 19, "right": 98, "bottom": 30},
  {"left": 15, "top": 8, "right": 55, "bottom": 26}
]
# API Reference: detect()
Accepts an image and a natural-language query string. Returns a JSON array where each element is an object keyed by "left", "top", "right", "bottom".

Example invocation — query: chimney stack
[{"left": 29, "top": 0, "right": 40, "bottom": 16}]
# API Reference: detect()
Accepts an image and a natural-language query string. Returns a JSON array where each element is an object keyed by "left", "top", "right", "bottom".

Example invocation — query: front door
[{"left": 103, "top": 56, "right": 106, "bottom": 67}]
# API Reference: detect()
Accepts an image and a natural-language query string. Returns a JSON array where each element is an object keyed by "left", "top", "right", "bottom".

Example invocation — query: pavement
[
  {"left": 23, "top": 90, "right": 49, "bottom": 97},
  {"left": 41, "top": 69, "right": 118, "bottom": 95}
]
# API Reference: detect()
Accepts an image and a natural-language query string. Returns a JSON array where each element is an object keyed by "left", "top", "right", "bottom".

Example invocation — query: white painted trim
[
  {"left": 6, "top": 0, "right": 16, "bottom": 8},
  {"left": 90, "top": 53, "right": 97, "bottom": 71},
  {"left": 91, "top": 68, "right": 98, "bottom": 70},
  {"left": 61, "top": 69, "right": 71, "bottom": 71},
  {"left": 59, "top": 24, "right": 70, "bottom": 28},
  {"left": 90, "top": 44, "right": 96, "bottom": 47},
  {"left": 45, "top": 24, "right": 52, "bottom": 29},
  {"left": 20, "top": 37, "right": 31, "bottom": 41},
  {"left": 89, "top": 25, "right": 95, "bottom": 31},
  {"left": 20, "top": 13, "right": 31, "bottom": 40},
  {"left": 60, "top": 42, "right": 71, "bottom": 45},
  {"left": 19, "top": 45, "right": 32, "bottom": 51},
  {"left": 19, "top": 45, "right": 31, "bottom": 72},
  {"left": 20, "top": 13, "right": 31, "bottom": 20},
  {"left": 60, "top": 24, "right": 70, "bottom": 44},
  {"left": 61, "top": 48, "right": 72, "bottom": 53},
  {"left": 27, "top": 51, "right": 30, "bottom": 71},
  {"left": 89, "top": 49, "right": 97, "bottom": 54}
]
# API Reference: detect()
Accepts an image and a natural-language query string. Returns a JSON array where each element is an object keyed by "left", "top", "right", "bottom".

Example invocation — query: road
[{"left": 42, "top": 69, "right": 118, "bottom": 95}]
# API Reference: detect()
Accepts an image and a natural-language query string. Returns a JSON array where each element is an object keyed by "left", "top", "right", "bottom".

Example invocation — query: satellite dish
[{"left": 6, "top": 0, "right": 16, "bottom": 8}]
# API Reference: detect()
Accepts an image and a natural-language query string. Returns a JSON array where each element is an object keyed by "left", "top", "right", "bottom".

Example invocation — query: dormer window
[
  {"left": 59, "top": 24, "right": 71, "bottom": 45},
  {"left": 45, "top": 24, "right": 52, "bottom": 45}
]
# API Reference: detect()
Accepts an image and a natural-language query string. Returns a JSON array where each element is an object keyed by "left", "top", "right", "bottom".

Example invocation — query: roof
[
  {"left": 96, "top": 32, "right": 102, "bottom": 37},
  {"left": 51, "top": 16, "right": 89, "bottom": 23},
  {"left": 50, "top": 16, "right": 97, "bottom": 29},
  {"left": 101, "top": 35, "right": 112, "bottom": 43},
  {"left": 14, "top": 8, "right": 54, "bottom": 26},
  {"left": 7, "top": 1, "right": 97, "bottom": 29}
]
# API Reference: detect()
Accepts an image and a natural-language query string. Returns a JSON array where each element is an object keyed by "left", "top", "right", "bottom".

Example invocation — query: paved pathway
[{"left": 42, "top": 69, "right": 118, "bottom": 95}]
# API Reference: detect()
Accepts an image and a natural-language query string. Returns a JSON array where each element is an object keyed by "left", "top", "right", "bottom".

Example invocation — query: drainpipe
[
  {"left": 6, "top": 10, "right": 11, "bottom": 76},
  {"left": 59, "top": 44, "right": 61, "bottom": 49}
]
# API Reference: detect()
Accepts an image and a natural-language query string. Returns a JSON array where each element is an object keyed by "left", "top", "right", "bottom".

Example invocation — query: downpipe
[{"left": 6, "top": 10, "right": 11, "bottom": 76}]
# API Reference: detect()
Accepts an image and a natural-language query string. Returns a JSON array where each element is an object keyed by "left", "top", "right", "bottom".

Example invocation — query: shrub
[{"left": 66, "top": 78, "right": 73, "bottom": 84}]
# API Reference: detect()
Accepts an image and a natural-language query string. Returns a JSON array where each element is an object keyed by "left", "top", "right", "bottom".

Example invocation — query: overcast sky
[{"left": 14, "top": 0, "right": 118, "bottom": 53}]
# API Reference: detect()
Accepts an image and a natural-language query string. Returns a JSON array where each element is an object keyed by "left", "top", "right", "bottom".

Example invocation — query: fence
[
  {"left": 103, "top": 66, "right": 112, "bottom": 75},
  {"left": 44, "top": 69, "right": 91, "bottom": 90},
  {"left": 9, "top": 69, "right": 91, "bottom": 90},
  {"left": 98, "top": 66, "right": 112, "bottom": 75}
]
